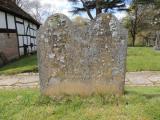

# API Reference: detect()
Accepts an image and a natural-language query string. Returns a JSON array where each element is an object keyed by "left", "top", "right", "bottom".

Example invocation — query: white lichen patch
[
  {"left": 109, "top": 16, "right": 119, "bottom": 39},
  {"left": 59, "top": 56, "right": 65, "bottom": 63},
  {"left": 49, "top": 53, "right": 55, "bottom": 59},
  {"left": 44, "top": 38, "right": 49, "bottom": 43}
]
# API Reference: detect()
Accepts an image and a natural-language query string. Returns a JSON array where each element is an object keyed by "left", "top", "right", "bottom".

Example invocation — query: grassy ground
[
  {"left": 127, "top": 47, "right": 160, "bottom": 71},
  {"left": 0, "top": 47, "right": 160, "bottom": 75},
  {"left": 0, "top": 87, "right": 160, "bottom": 120},
  {"left": 0, "top": 55, "right": 37, "bottom": 75}
]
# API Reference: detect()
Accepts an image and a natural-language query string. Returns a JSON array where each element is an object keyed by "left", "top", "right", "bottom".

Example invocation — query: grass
[
  {"left": 0, "top": 47, "right": 160, "bottom": 75},
  {"left": 127, "top": 47, "right": 160, "bottom": 72},
  {"left": 0, "top": 55, "right": 38, "bottom": 75},
  {"left": 0, "top": 87, "right": 160, "bottom": 120}
]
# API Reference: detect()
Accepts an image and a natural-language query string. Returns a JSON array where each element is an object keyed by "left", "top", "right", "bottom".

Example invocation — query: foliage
[
  {"left": 123, "top": 0, "right": 153, "bottom": 46},
  {"left": 15, "top": 0, "right": 53, "bottom": 22},
  {"left": 124, "top": 0, "right": 160, "bottom": 46},
  {"left": 68, "top": 0, "right": 127, "bottom": 19},
  {"left": 0, "top": 87, "right": 160, "bottom": 120}
]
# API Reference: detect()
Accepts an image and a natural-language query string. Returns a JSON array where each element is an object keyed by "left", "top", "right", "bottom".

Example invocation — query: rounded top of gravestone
[
  {"left": 96, "top": 13, "right": 112, "bottom": 19},
  {"left": 45, "top": 13, "right": 72, "bottom": 29},
  {"left": 95, "top": 13, "right": 118, "bottom": 23},
  {"left": 73, "top": 16, "right": 89, "bottom": 27}
]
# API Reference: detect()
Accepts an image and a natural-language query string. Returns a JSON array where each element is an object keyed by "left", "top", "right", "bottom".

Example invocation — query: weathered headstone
[
  {"left": 37, "top": 13, "right": 128, "bottom": 96},
  {"left": 154, "top": 31, "right": 160, "bottom": 50}
]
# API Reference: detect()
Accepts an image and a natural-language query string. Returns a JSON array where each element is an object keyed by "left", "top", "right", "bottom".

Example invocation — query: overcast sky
[{"left": 39, "top": 0, "right": 130, "bottom": 20}]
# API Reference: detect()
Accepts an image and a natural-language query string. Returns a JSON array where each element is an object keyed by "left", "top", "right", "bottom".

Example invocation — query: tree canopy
[
  {"left": 68, "top": 0, "right": 127, "bottom": 19},
  {"left": 123, "top": 0, "right": 160, "bottom": 46}
]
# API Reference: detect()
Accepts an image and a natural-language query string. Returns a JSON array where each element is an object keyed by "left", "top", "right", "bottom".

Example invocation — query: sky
[{"left": 39, "top": 0, "right": 131, "bottom": 20}]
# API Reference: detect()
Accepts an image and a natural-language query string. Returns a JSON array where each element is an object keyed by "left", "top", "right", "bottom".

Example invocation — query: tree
[
  {"left": 68, "top": 0, "right": 127, "bottom": 20},
  {"left": 14, "top": 0, "right": 53, "bottom": 22},
  {"left": 125, "top": 3, "right": 141, "bottom": 46},
  {"left": 14, "top": 0, "right": 26, "bottom": 7},
  {"left": 123, "top": 0, "right": 160, "bottom": 47},
  {"left": 124, "top": 0, "right": 157, "bottom": 46}
]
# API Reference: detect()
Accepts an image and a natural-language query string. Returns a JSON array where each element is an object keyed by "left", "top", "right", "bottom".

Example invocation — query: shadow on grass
[{"left": 125, "top": 89, "right": 160, "bottom": 99}]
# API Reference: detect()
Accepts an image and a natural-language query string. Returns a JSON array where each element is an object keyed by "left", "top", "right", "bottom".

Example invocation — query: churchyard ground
[
  {"left": 0, "top": 54, "right": 37, "bottom": 75},
  {"left": 0, "top": 47, "right": 160, "bottom": 120},
  {"left": 127, "top": 47, "right": 160, "bottom": 71},
  {"left": 0, "top": 87, "right": 160, "bottom": 120}
]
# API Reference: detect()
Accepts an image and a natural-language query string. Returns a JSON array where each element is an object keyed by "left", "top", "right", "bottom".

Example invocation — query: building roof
[{"left": 0, "top": 0, "right": 40, "bottom": 26}]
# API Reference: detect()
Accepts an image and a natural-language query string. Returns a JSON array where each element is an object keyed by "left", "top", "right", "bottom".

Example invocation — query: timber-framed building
[{"left": 0, "top": 0, "right": 40, "bottom": 65}]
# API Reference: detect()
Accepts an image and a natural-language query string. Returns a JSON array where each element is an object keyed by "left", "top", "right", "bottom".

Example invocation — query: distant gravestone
[
  {"left": 154, "top": 31, "right": 160, "bottom": 50},
  {"left": 37, "top": 13, "right": 128, "bottom": 96}
]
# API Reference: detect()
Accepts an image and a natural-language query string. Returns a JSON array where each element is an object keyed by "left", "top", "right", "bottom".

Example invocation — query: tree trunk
[
  {"left": 130, "top": 25, "right": 136, "bottom": 46},
  {"left": 132, "top": 34, "right": 136, "bottom": 46},
  {"left": 96, "top": 0, "right": 102, "bottom": 16},
  {"left": 96, "top": 8, "right": 102, "bottom": 15},
  {"left": 11, "top": 0, "right": 16, "bottom": 3},
  {"left": 86, "top": 10, "right": 94, "bottom": 20},
  {"left": 130, "top": 6, "right": 138, "bottom": 47},
  {"left": 80, "top": 0, "right": 94, "bottom": 20}
]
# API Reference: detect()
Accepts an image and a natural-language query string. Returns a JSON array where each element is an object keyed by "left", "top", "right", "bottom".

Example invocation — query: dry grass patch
[
  {"left": 44, "top": 81, "right": 123, "bottom": 97},
  {"left": 0, "top": 87, "right": 160, "bottom": 120}
]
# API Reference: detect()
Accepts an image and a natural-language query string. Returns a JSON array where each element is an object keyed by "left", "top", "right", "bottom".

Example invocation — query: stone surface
[
  {"left": 0, "top": 72, "right": 160, "bottom": 89},
  {"left": 125, "top": 71, "right": 160, "bottom": 86},
  {"left": 37, "top": 13, "right": 128, "bottom": 96},
  {"left": 0, "top": 73, "right": 39, "bottom": 89}
]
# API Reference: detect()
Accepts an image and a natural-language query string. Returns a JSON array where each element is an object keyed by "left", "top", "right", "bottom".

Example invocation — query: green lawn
[
  {"left": 0, "top": 55, "right": 37, "bottom": 75},
  {"left": 0, "top": 87, "right": 160, "bottom": 120},
  {"left": 127, "top": 47, "right": 160, "bottom": 72},
  {"left": 0, "top": 47, "right": 160, "bottom": 75}
]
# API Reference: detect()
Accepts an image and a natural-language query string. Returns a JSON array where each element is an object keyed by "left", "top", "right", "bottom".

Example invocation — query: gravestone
[
  {"left": 37, "top": 13, "right": 128, "bottom": 96},
  {"left": 154, "top": 31, "right": 160, "bottom": 50}
]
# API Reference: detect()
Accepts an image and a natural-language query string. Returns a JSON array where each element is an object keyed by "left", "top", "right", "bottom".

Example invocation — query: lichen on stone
[{"left": 37, "top": 13, "right": 128, "bottom": 96}]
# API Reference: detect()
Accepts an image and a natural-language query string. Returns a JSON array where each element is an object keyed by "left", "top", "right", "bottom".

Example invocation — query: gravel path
[
  {"left": 0, "top": 71, "right": 160, "bottom": 89},
  {"left": 0, "top": 73, "right": 39, "bottom": 89},
  {"left": 125, "top": 71, "right": 160, "bottom": 86}
]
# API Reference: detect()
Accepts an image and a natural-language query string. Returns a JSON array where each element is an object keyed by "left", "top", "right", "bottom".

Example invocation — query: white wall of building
[
  {"left": 7, "top": 14, "right": 16, "bottom": 29},
  {"left": 0, "top": 11, "right": 6, "bottom": 28},
  {"left": 17, "top": 23, "right": 25, "bottom": 35},
  {"left": 0, "top": 10, "right": 38, "bottom": 56}
]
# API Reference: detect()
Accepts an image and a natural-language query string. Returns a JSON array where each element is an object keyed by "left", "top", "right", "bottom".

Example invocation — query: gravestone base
[
  {"left": 43, "top": 81, "right": 124, "bottom": 96},
  {"left": 37, "top": 13, "right": 128, "bottom": 97}
]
